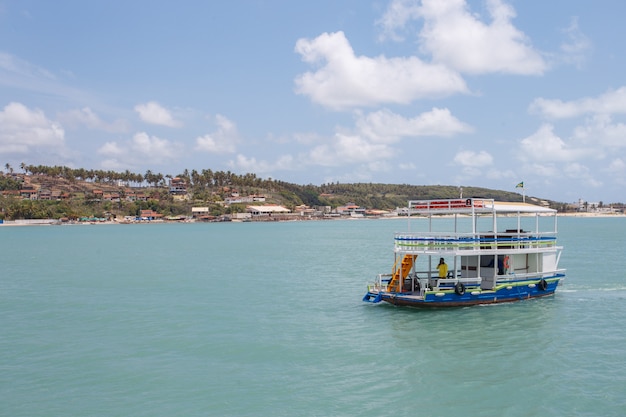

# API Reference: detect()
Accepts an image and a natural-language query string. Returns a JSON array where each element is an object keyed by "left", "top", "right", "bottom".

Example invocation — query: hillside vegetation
[{"left": 0, "top": 164, "right": 561, "bottom": 221}]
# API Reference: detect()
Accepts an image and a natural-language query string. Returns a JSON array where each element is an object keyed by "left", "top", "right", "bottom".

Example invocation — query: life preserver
[
  {"left": 454, "top": 282, "right": 466, "bottom": 296},
  {"left": 538, "top": 279, "right": 548, "bottom": 291},
  {"left": 503, "top": 256, "right": 510, "bottom": 270}
]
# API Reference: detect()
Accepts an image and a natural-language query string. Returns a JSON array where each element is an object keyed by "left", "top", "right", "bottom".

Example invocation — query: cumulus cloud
[
  {"left": 231, "top": 107, "right": 469, "bottom": 178},
  {"left": 233, "top": 107, "right": 472, "bottom": 179},
  {"left": 294, "top": 31, "right": 468, "bottom": 110},
  {"left": 134, "top": 101, "right": 181, "bottom": 127},
  {"left": 376, "top": 0, "right": 422, "bottom": 42},
  {"left": 0, "top": 102, "right": 65, "bottom": 154},
  {"left": 453, "top": 150, "right": 493, "bottom": 167},
  {"left": 129, "top": 132, "right": 175, "bottom": 160},
  {"left": 379, "top": 0, "right": 547, "bottom": 75},
  {"left": 308, "top": 133, "right": 395, "bottom": 167},
  {"left": 572, "top": 115, "right": 626, "bottom": 148},
  {"left": 98, "top": 131, "right": 183, "bottom": 167},
  {"left": 355, "top": 107, "right": 473, "bottom": 143},
  {"left": 563, "top": 162, "right": 602, "bottom": 187},
  {"left": 530, "top": 87, "right": 626, "bottom": 119},
  {"left": 518, "top": 124, "right": 594, "bottom": 162},
  {"left": 97, "top": 141, "right": 124, "bottom": 156},
  {"left": 195, "top": 114, "right": 239, "bottom": 154},
  {"left": 229, "top": 154, "right": 295, "bottom": 175}
]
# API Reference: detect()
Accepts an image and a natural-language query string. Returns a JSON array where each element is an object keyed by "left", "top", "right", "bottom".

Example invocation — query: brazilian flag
[{"left": 515, "top": 181, "right": 524, "bottom": 188}]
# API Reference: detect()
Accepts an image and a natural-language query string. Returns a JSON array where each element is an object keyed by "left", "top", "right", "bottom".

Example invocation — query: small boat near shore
[{"left": 363, "top": 198, "right": 565, "bottom": 307}]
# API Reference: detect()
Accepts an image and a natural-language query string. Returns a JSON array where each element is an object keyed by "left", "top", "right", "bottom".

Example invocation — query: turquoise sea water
[{"left": 1, "top": 217, "right": 625, "bottom": 417}]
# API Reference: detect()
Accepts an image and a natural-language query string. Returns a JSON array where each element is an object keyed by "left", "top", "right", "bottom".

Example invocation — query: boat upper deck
[
  {"left": 397, "top": 198, "right": 560, "bottom": 256},
  {"left": 406, "top": 198, "right": 557, "bottom": 216}
]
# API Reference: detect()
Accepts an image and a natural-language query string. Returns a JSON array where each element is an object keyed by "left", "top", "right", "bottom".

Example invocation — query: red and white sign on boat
[{"left": 409, "top": 198, "right": 484, "bottom": 211}]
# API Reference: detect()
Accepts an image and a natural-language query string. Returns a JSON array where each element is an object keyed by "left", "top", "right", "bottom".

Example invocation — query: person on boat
[{"left": 437, "top": 258, "right": 448, "bottom": 279}]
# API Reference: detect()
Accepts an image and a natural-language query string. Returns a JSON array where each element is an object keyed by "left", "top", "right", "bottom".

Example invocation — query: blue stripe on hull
[{"left": 378, "top": 280, "right": 560, "bottom": 308}]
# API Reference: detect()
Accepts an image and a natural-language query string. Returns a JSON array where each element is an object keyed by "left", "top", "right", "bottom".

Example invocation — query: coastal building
[
  {"left": 139, "top": 209, "right": 162, "bottom": 220},
  {"left": 246, "top": 205, "right": 290, "bottom": 217},
  {"left": 92, "top": 189, "right": 103, "bottom": 201},
  {"left": 169, "top": 177, "right": 187, "bottom": 194},
  {"left": 336, "top": 203, "right": 366, "bottom": 217},
  {"left": 38, "top": 189, "right": 52, "bottom": 200},
  {"left": 20, "top": 185, "right": 39, "bottom": 200},
  {"left": 169, "top": 177, "right": 189, "bottom": 201},
  {"left": 224, "top": 194, "right": 267, "bottom": 205}
]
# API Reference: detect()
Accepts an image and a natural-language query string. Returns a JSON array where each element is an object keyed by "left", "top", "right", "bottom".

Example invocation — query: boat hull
[{"left": 364, "top": 277, "right": 562, "bottom": 308}]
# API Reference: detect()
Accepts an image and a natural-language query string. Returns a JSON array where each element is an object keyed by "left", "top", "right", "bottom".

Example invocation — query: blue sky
[{"left": 1, "top": 0, "right": 625, "bottom": 203}]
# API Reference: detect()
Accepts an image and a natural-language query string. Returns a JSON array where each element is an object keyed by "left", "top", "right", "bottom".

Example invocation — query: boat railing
[
  {"left": 394, "top": 232, "right": 557, "bottom": 252},
  {"left": 367, "top": 272, "right": 479, "bottom": 294},
  {"left": 437, "top": 277, "right": 482, "bottom": 286},
  {"left": 366, "top": 273, "right": 392, "bottom": 293},
  {"left": 367, "top": 273, "right": 422, "bottom": 293},
  {"left": 496, "top": 269, "right": 566, "bottom": 282}
]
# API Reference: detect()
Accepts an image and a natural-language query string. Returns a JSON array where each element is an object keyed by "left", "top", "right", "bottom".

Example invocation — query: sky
[{"left": 1, "top": 0, "right": 625, "bottom": 203}]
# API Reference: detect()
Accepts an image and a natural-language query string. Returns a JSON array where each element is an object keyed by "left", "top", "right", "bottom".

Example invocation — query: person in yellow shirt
[{"left": 437, "top": 258, "right": 448, "bottom": 278}]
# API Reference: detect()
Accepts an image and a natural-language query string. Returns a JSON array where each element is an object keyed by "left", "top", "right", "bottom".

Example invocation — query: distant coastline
[
  {"left": 2, "top": 211, "right": 625, "bottom": 227},
  {"left": 557, "top": 212, "right": 626, "bottom": 218}
]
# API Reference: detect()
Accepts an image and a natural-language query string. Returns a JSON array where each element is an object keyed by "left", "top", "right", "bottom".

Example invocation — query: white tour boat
[{"left": 363, "top": 198, "right": 565, "bottom": 307}]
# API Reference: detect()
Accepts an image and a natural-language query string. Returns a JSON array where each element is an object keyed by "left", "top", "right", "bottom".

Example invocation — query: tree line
[
  {"left": 1, "top": 162, "right": 572, "bottom": 220},
  {"left": 4, "top": 163, "right": 273, "bottom": 190}
]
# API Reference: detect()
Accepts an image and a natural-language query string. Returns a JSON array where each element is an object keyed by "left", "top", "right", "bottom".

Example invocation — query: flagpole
[{"left": 516, "top": 181, "right": 525, "bottom": 203}]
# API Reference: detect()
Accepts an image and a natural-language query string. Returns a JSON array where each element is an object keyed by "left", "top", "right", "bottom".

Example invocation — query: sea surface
[{"left": 1, "top": 217, "right": 625, "bottom": 417}]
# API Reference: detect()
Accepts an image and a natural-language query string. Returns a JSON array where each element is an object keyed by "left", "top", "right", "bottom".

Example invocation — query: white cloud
[
  {"left": 417, "top": 0, "right": 547, "bottom": 75},
  {"left": 518, "top": 124, "right": 593, "bottom": 162},
  {"left": 572, "top": 115, "right": 626, "bottom": 148},
  {"left": 485, "top": 168, "right": 517, "bottom": 181},
  {"left": 195, "top": 114, "right": 239, "bottom": 154},
  {"left": 98, "top": 141, "right": 124, "bottom": 156},
  {"left": 0, "top": 52, "right": 93, "bottom": 104},
  {"left": 522, "top": 162, "right": 560, "bottom": 178},
  {"left": 0, "top": 52, "right": 56, "bottom": 86},
  {"left": 58, "top": 107, "right": 129, "bottom": 133},
  {"left": 229, "top": 154, "right": 295, "bottom": 175},
  {"left": 129, "top": 132, "right": 175, "bottom": 161},
  {"left": 97, "top": 131, "right": 182, "bottom": 166},
  {"left": 308, "top": 133, "right": 395, "bottom": 166},
  {"left": 453, "top": 150, "right": 493, "bottom": 167},
  {"left": 530, "top": 87, "right": 626, "bottom": 119},
  {"left": 235, "top": 108, "right": 471, "bottom": 179},
  {"left": 376, "top": 0, "right": 422, "bottom": 42},
  {"left": 607, "top": 158, "right": 625, "bottom": 173},
  {"left": 563, "top": 162, "right": 602, "bottom": 187},
  {"left": 294, "top": 31, "right": 468, "bottom": 110},
  {"left": 134, "top": 101, "right": 181, "bottom": 127},
  {"left": 231, "top": 108, "right": 468, "bottom": 178},
  {"left": 559, "top": 17, "right": 592, "bottom": 68},
  {"left": 0, "top": 102, "right": 65, "bottom": 154},
  {"left": 379, "top": 0, "right": 547, "bottom": 75},
  {"left": 356, "top": 107, "right": 473, "bottom": 143}
]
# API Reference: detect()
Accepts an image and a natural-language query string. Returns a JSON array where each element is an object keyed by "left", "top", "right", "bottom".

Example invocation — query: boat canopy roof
[
  {"left": 407, "top": 198, "right": 556, "bottom": 215},
  {"left": 486, "top": 201, "right": 556, "bottom": 214}
]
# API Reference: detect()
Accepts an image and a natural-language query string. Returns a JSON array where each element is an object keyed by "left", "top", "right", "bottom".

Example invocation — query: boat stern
[{"left": 362, "top": 291, "right": 383, "bottom": 303}]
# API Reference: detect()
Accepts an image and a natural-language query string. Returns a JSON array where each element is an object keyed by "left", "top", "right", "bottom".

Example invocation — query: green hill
[{"left": 0, "top": 164, "right": 561, "bottom": 221}]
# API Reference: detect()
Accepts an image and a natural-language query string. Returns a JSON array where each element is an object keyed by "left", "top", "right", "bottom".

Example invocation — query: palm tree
[{"left": 144, "top": 170, "right": 153, "bottom": 187}]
